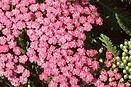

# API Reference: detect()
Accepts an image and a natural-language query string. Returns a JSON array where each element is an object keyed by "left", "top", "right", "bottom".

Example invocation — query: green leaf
[
  {"left": 99, "top": 34, "right": 120, "bottom": 56},
  {"left": 16, "top": 29, "right": 30, "bottom": 55},
  {"left": 115, "top": 13, "right": 131, "bottom": 36}
]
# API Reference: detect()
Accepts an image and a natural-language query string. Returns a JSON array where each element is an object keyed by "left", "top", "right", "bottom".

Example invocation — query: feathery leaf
[{"left": 99, "top": 34, "right": 120, "bottom": 56}]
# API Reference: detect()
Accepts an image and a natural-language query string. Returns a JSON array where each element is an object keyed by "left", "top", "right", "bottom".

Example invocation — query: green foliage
[
  {"left": 99, "top": 34, "right": 120, "bottom": 56},
  {"left": 90, "top": 0, "right": 121, "bottom": 31},
  {"left": 9, "top": 3, "right": 15, "bottom": 11},
  {"left": 115, "top": 13, "right": 131, "bottom": 36},
  {"left": 16, "top": 29, "right": 30, "bottom": 54},
  {"left": 36, "top": 0, "right": 45, "bottom": 3},
  {"left": 90, "top": 0, "right": 131, "bottom": 43}
]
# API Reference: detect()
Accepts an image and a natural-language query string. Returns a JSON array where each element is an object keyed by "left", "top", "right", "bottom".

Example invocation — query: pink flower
[
  {"left": 16, "top": 21, "right": 26, "bottom": 30},
  {"left": 22, "top": 69, "right": 30, "bottom": 77},
  {"left": 114, "top": 73, "right": 122, "bottom": 80},
  {"left": 0, "top": 36, "right": 6, "bottom": 45},
  {"left": 92, "top": 60, "right": 100, "bottom": 70},
  {"left": 85, "top": 72, "right": 94, "bottom": 83},
  {"left": 39, "top": 3, "right": 46, "bottom": 11},
  {"left": 12, "top": 29, "right": 21, "bottom": 37},
  {"left": 105, "top": 60, "right": 112, "bottom": 68},
  {"left": 1, "top": 3, "right": 10, "bottom": 10},
  {"left": 0, "top": 0, "right": 103, "bottom": 86},
  {"left": 29, "top": 55, "right": 38, "bottom": 63},
  {"left": 87, "top": 15, "right": 95, "bottom": 24},
  {"left": 101, "top": 70, "right": 108, "bottom": 76},
  {"left": 89, "top": 5, "right": 97, "bottom": 12},
  {"left": 125, "top": 82, "right": 130, "bottom": 87},
  {"left": 96, "top": 17, "right": 103, "bottom": 25},
  {"left": 19, "top": 76, "right": 28, "bottom": 84},
  {"left": 8, "top": 40, "right": 17, "bottom": 49},
  {"left": 0, "top": 68, "right": 4, "bottom": 77},
  {"left": 109, "top": 81, "right": 117, "bottom": 87},
  {"left": 13, "top": 47, "right": 21, "bottom": 55},
  {"left": 69, "top": 76, "right": 78, "bottom": 85},
  {"left": 30, "top": 41, "right": 39, "bottom": 50},
  {"left": 99, "top": 74, "right": 108, "bottom": 82},
  {"left": 86, "top": 58, "right": 93, "bottom": 66},
  {"left": 10, "top": 77, "right": 20, "bottom": 87},
  {"left": 108, "top": 70, "right": 115, "bottom": 78},
  {"left": 15, "top": 65, "right": 25, "bottom": 73},
  {"left": 19, "top": 55, "right": 28, "bottom": 64},
  {"left": 79, "top": 16, "right": 87, "bottom": 24},
  {"left": 39, "top": 73, "right": 48, "bottom": 81},
  {"left": 4, "top": 69, "right": 13, "bottom": 78},
  {"left": 93, "top": 79, "right": 104, "bottom": 87},
  {"left": 29, "top": 4, "right": 39, "bottom": 12},
  {"left": 48, "top": 80, "right": 58, "bottom": 87},
  {"left": 20, "top": 6, "right": 28, "bottom": 13},
  {"left": 59, "top": 75, "right": 68, "bottom": 82},
  {"left": 117, "top": 83, "right": 125, "bottom": 87},
  {"left": 59, "top": 82, "right": 68, "bottom": 87},
  {"left": 0, "top": 45, "right": 9, "bottom": 53},
  {"left": 86, "top": 49, "right": 98, "bottom": 57},
  {"left": 73, "top": 68, "right": 81, "bottom": 75},
  {"left": 31, "top": 21, "right": 40, "bottom": 29},
  {"left": 106, "top": 51, "right": 113, "bottom": 60}
]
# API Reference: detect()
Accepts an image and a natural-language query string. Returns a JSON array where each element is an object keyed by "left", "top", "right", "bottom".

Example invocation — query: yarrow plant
[
  {"left": 1, "top": 0, "right": 130, "bottom": 87},
  {"left": 0, "top": 0, "right": 103, "bottom": 86},
  {"left": 115, "top": 39, "right": 131, "bottom": 81}
]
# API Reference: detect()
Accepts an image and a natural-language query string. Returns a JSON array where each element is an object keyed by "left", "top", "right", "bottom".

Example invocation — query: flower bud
[
  {"left": 99, "top": 58, "right": 103, "bottom": 63},
  {"left": 124, "top": 74, "right": 128, "bottom": 79},
  {"left": 124, "top": 41, "right": 128, "bottom": 46},
  {"left": 128, "top": 41, "right": 131, "bottom": 46},
  {"left": 122, "top": 52, "right": 127, "bottom": 57},
  {"left": 126, "top": 66, "right": 129, "bottom": 70},
  {"left": 120, "top": 63, "right": 124, "bottom": 68},
  {"left": 116, "top": 56, "right": 120, "bottom": 61},
  {"left": 129, "top": 45, "right": 131, "bottom": 50},
  {"left": 122, "top": 56, "right": 125, "bottom": 60},
  {"left": 119, "top": 78, "right": 124, "bottom": 82},
  {"left": 129, "top": 50, "right": 131, "bottom": 55},
  {"left": 129, "top": 56, "right": 131, "bottom": 61},
  {"left": 128, "top": 63, "right": 131, "bottom": 67},
  {"left": 128, "top": 68, "right": 131, "bottom": 72},
  {"left": 120, "top": 44, "right": 123, "bottom": 49},
  {"left": 129, "top": 75, "right": 131, "bottom": 79},
  {"left": 123, "top": 69, "right": 127, "bottom": 74},
  {"left": 117, "top": 62, "right": 120, "bottom": 66},
  {"left": 112, "top": 64, "right": 116, "bottom": 69},
  {"left": 98, "top": 48, "right": 103, "bottom": 53},
  {"left": 123, "top": 59, "right": 127, "bottom": 64},
  {"left": 123, "top": 46, "right": 127, "bottom": 50},
  {"left": 108, "top": 78, "right": 112, "bottom": 82},
  {"left": 124, "top": 49, "right": 128, "bottom": 53},
  {"left": 125, "top": 56, "right": 129, "bottom": 60}
]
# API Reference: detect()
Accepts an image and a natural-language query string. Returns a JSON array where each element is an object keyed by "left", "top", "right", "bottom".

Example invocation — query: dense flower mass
[
  {"left": 115, "top": 39, "right": 131, "bottom": 82},
  {"left": 0, "top": 0, "right": 109, "bottom": 86}
]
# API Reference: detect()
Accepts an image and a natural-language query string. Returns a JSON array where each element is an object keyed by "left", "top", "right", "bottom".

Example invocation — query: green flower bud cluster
[{"left": 115, "top": 39, "right": 131, "bottom": 80}]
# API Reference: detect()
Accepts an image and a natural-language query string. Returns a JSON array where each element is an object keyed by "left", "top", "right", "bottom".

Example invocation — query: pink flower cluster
[
  {"left": 93, "top": 69, "right": 130, "bottom": 87},
  {"left": 92, "top": 51, "right": 130, "bottom": 87},
  {"left": 0, "top": 54, "right": 30, "bottom": 86},
  {"left": 0, "top": 0, "right": 103, "bottom": 86},
  {"left": 105, "top": 51, "right": 114, "bottom": 68}
]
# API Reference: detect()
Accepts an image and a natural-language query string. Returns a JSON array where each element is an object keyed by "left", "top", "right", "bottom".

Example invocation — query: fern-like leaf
[
  {"left": 90, "top": 0, "right": 131, "bottom": 33},
  {"left": 115, "top": 13, "right": 131, "bottom": 36},
  {"left": 99, "top": 34, "right": 120, "bottom": 56}
]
